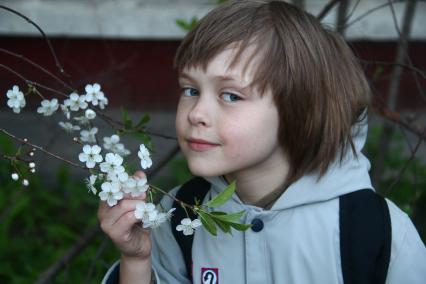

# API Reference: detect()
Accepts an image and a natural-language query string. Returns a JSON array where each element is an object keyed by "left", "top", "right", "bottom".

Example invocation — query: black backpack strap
[
  {"left": 171, "top": 177, "right": 211, "bottom": 281},
  {"left": 339, "top": 189, "right": 391, "bottom": 284}
]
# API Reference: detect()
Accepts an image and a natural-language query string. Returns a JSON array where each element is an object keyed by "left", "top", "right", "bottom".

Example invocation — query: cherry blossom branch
[
  {"left": 0, "top": 5, "right": 71, "bottom": 79},
  {"left": 0, "top": 128, "right": 87, "bottom": 170},
  {"left": 96, "top": 110, "right": 177, "bottom": 140},
  {"left": 33, "top": 143, "right": 181, "bottom": 284},
  {"left": 0, "top": 48, "right": 75, "bottom": 91},
  {"left": 0, "top": 64, "right": 69, "bottom": 97}
]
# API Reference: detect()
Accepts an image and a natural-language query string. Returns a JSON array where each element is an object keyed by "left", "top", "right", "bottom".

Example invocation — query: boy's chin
[{"left": 187, "top": 162, "right": 224, "bottom": 178}]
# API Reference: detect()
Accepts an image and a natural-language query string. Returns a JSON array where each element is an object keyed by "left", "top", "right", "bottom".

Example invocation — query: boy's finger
[
  {"left": 100, "top": 199, "right": 143, "bottom": 228},
  {"left": 122, "top": 192, "right": 147, "bottom": 200},
  {"left": 108, "top": 210, "right": 147, "bottom": 241},
  {"left": 134, "top": 171, "right": 146, "bottom": 179}
]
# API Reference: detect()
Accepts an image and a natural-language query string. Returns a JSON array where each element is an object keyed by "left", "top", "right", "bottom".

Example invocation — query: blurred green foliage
[
  {"left": 0, "top": 134, "right": 119, "bottom": 283},
  {"left": 365, "top": 124, "right": 426, "bottom": 242}
]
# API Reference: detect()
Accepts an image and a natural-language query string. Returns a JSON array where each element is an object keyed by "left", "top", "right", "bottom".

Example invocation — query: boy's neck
[{"left": 224, "top": 149, "right": 290, "bottom": 209}]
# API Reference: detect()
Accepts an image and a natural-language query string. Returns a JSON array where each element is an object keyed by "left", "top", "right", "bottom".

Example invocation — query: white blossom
[
  {"left": 107, "top": 171, "right": 129, "bottom": 183},
  {"left": 143, "top": 208, "right": 176, "bottom": 229},
  {"left": 6, "top": 85, "right": 26, "bottom": 113},
  {"left": 78, "top": 144, "right": 103, "bottom": 168},
  {"left": 114, "top": 143, "right": 131, "bottom": 156},
  {"left": 98, "top": 96, "right": 108, "bottom": 109},
  {"left": 80, "top": 127, "right": 98, "bottom": 143},
  {"left": 134, "top": 201, "right": 158, "bottom": 223},
  {"left": 123, "top": 176, "right": 149, "bottom": 197},
  {"left": 22, "top": 179, "right": 29, "bottom": 187},
  {"left": 73, "top": 116, "right": 90, "bottom": 126},
  {"left": 85, "top": 174, "right": 98, "bottom": 194},
  {"left": 11, "top": 173, "right": 19, "bottom": 181},
  {"left": 103, "top": 135, "right": 130, "bottom": 157},
  {"left": 64, "top": 92, "right": 88, "bottom": 111},
  {"left": 37, "top": 98, "right": 59, "bottom": 116},
  {"left": 85, "top": 109, "right": 96, "bottom": 120},
  {"left": 100, "top": 153, "right": 125, "bottom": 175},
  {"left": 60, "top": 104, "right": 71, "bottom": 119},
  {"left": 85, "top": 83, "right": 108, "bottom": 109},
  {"left": 138, "top": 144, "right": 152, "bottom": 169},
  {"left": 29, "top": 162, "right": 35, "bottom": 168},
  {"left": 176, "top": 218, "right": 202, "bottom": 236},
  {"left": 59, "top": 121, "right": 81, "bottom": 133},
  {"left": 99, "top": 181, "right": 123, "bottom": 206}
]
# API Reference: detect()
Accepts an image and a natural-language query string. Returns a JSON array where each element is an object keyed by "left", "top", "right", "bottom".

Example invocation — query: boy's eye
[
  {"left": 182, "top": 87, "right": 199, "bottom": 97},
  {"left": 222, "top": 92, "right": 241, "bottom": 102}
]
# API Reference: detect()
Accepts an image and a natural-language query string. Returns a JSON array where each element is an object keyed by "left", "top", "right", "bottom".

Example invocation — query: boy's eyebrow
[
  {"left": 180, "top": 72, "right": 251, "bottom": 87},
  {"left": 178, "top": 72, "right": 193, "bottom": 81}
]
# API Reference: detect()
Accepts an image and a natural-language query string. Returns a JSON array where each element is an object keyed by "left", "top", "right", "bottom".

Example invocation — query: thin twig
[
  {"left": 360, "top": 59, "right": 426, "bottom": 80},
  {"left": 0, "top": 5, "right": 71, "bottom": 79},
  {"left": 372, "top": 102, "right": 426, "bottom": 143},
  {"left": 317, "top": 0, "right": 340, "bottom": 21},
  {"left": 344, "top": 0, "right": 362, "bottom": 23},
  {"left": 84, "top": 235, "right": 109, "bottom": 283},
  {"left": 0, "top": 48, "right": 74, "bottom": 91},
  {"left": 0, "top": 63, "right": 68, "bottom": 97},
  {"left": 344, "top": 0, "right": 407, "bottom": 29},
  {"left": 385, "top": 127, "right": 426, "bottom": 193},
  {"left": 387, "top": 0, "right": 425, "bottom": 100},
  {"left": 0, "top": 128, "right": 87, "bottom": 170},
  {"left": 96, "top": 111, "right": 177, "bottom": 140}
]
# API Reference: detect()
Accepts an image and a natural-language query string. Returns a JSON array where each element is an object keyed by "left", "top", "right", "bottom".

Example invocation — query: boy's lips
[{"left": 186, "top": 137, "right": 220, "bottom": 152}]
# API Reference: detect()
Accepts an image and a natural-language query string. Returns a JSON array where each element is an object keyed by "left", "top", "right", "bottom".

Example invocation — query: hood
[{"left": 205, "top": 112, "right": 373, "bottom": 211}]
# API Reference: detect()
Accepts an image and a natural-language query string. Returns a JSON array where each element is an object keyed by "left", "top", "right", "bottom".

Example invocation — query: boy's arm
[{"left": 119, "top": 255, "right": 153, "bottom": 284}]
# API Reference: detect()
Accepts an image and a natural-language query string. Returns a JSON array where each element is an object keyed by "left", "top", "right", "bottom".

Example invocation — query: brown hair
[{"left": 174, "top": 0, "right": 371, "bottom": 183}]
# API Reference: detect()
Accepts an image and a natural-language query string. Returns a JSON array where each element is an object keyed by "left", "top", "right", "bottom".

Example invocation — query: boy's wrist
[{"left": 120, "top": 254, "right": 153, "bottom": 284}]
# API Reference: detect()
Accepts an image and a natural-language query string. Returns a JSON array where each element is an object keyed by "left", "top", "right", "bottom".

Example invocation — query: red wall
[{"left": 1, "top": 37, "right": 425, "bottom": 111}]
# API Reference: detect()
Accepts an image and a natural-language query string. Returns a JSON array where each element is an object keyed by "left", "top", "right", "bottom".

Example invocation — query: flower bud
[
  {"left": 85, "top": 109, "right": 96, "bottom": 120},
  {"left": 29, "top": 152, "right": 35, "bottom": 157},
  {"left": 22, "top": 179, "right": 29, "bottom": 186},
  {"left": 29, "top": 162, "right": 35, "bottom": 168},
  {"left": 30, "top": 168, "right": 36, "bottom": 173},
  {"left": 11, "top": 173, "right": 19, "bottom": 181}
]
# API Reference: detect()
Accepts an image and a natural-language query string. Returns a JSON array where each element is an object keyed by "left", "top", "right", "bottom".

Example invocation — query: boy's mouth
[{"left": 187, "top": 137, "right": 220, "bottom": 152}]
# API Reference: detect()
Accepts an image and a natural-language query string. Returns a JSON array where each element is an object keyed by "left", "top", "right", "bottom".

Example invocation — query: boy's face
[{"left": 176, "top": 45, "right": 285, "bottom": 179}]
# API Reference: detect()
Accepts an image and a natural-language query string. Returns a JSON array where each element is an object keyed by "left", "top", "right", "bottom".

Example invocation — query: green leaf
[
  {"left": 121, "top": 108, "right": 133, "bottom": 129},
  {"left": 0, "top": 133, "right": 14, "bottom": 155},
  {"left": 205, "top": 181, "right": 236, "bottom": 208},
  {"left": 210, "top": 210, "right": 245, "bottom": 223},
  {"left": 135, "top": 114, "right": 150, "bottom": 129},
  {"left": 211, "top": 217, "right": 231, "bottom": 234},
  {"left": 229, "top": 222, "right": 252, "bottom": 231},
  {"left": 131, "top": 132, "right": 153, "bottom": 150},
  {"left": 197, "top": 211, "right": 217, "bottom": 236},
  {"left": 175, "top": 17, "right": 199, "bottom": 32}
]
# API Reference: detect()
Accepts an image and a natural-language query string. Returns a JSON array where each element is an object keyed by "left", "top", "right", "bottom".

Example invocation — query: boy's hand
[{"left": 97, "top": 171, "right": 152, "bottom": 260}]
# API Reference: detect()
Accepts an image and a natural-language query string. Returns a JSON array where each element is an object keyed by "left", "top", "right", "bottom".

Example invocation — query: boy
[{"left": 99, "top": 1, "right": 426, "bottom": 283}]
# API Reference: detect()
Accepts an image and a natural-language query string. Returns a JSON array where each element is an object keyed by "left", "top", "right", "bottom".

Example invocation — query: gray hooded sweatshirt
[{"left": 103, "top": 119, "right": 426, "bottom": 284}]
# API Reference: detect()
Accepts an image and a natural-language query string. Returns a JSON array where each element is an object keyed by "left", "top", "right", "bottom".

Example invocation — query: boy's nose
[{"left": 188, "top": 98, "right": 210, "bottom": 127}]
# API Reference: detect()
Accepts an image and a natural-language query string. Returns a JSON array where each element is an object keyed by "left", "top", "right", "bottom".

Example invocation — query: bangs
[{"left": 174, "top": 1, "right": 274, "bottom": 94}]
